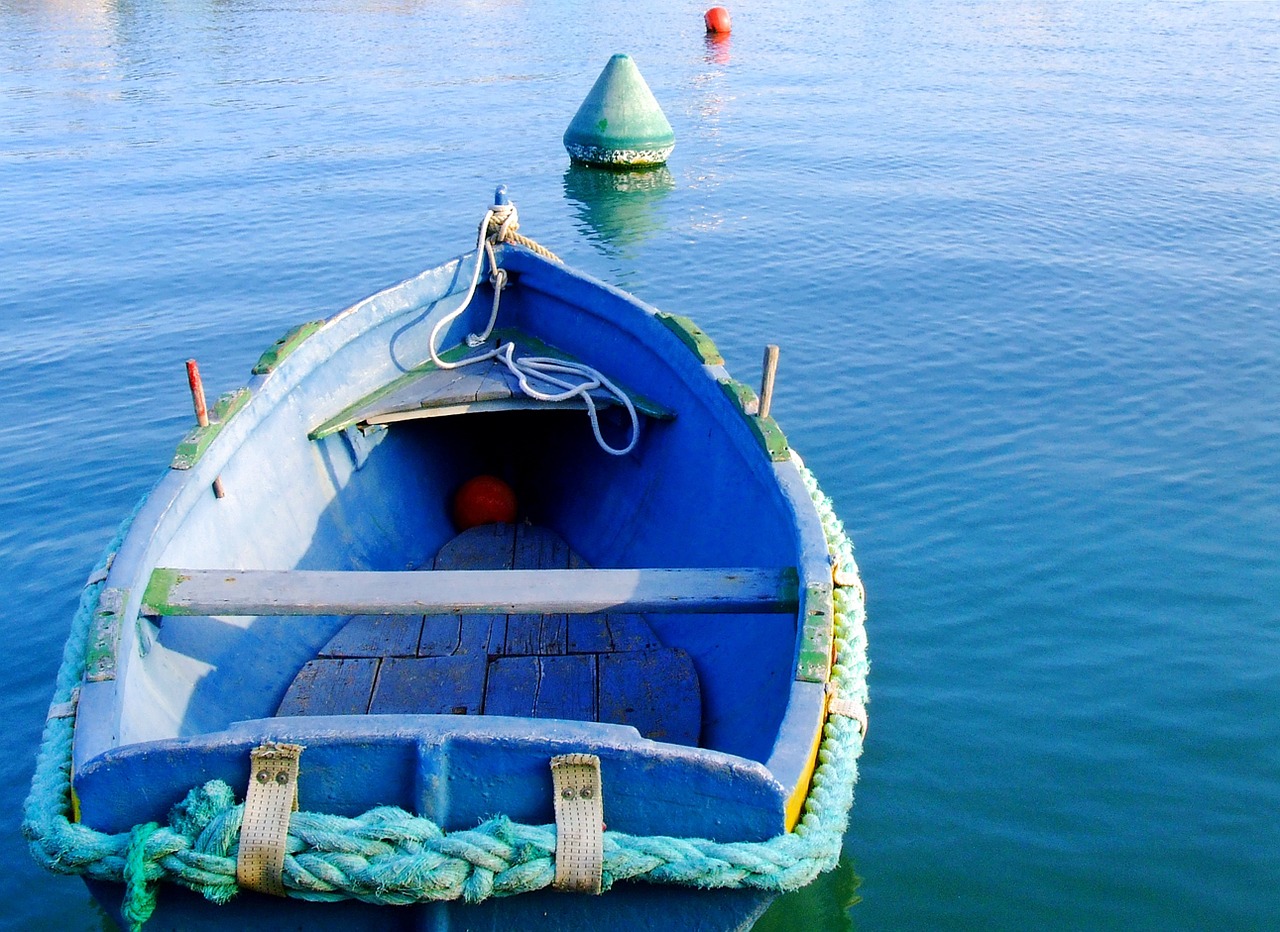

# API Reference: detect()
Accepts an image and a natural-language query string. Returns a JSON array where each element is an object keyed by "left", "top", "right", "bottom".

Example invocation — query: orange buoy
[
  {"left": 452, "top": 475, "right": 518, "bottom": 530},
  {"left": 704, "top": 6, "right": 731, "bottom": 34}
]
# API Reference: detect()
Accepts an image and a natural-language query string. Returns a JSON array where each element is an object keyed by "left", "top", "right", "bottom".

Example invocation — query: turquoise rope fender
[{"left": 24, "top": 463, "right": 869, "bottom": 928}]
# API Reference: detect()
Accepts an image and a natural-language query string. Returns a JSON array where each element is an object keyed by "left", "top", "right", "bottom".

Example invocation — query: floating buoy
[
  {"left": 564, "top": 54, "right": 675, "bottom": 168},
  {"left": 452, "top": 475, "right": 518, "bottom": 530},
  {"left": 704, "top": 6, "right": 731, "bottom": 34}
]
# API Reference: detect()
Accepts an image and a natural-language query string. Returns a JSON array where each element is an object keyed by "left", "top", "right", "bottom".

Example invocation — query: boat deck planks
[{"left": 278, "top": 524, "right": 701, "bottom": 745}]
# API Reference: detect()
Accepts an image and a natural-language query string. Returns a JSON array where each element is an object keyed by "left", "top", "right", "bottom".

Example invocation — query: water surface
[{"left": 3, "top": 1, "right": 1279, "bottom": 928}]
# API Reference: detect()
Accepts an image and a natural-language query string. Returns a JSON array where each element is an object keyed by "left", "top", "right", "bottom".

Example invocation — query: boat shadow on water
[{"left": 752, "top": 853, "right": 862, "bottom": 932}]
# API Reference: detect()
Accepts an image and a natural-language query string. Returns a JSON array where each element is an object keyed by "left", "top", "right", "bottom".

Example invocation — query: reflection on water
[
  {"left": 752, "top": 854, "right": 862, "bottom": 932},
  {"left": 562, "top": 163, "right": 676, "bottom": 256},
  {"left": 704, "top": 32, "right": 731, "bottom": 67}
]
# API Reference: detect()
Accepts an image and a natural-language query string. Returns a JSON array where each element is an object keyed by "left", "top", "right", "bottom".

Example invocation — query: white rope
[{"left": 426, "top": 205, "right": 640, "bottom": 456}]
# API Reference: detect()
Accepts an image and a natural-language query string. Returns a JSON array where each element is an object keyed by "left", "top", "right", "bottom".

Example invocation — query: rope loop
[{"left": 427, "top": 204, "right": 638, "bottom": 456}]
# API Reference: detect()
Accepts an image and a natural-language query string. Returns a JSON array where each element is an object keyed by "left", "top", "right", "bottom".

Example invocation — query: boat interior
[{"left": 94, "top": 252, "right": 820, "bottom": 802}]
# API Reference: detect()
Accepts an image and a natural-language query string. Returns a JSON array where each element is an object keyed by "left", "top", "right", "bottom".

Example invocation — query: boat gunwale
[{"left": 72, "top": 243, "right": 836, "bottom": 808}]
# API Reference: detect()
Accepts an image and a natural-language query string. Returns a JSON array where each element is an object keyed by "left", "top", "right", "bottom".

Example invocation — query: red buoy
[
  {"left": 452, "top": 475, "right": 518, "bottom": 530},
  {"left": 704, "top": 6, "right": 731, "bottom": 34}
]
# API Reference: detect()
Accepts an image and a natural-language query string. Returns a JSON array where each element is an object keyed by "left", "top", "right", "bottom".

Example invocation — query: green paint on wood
[
  {"left": 796, "top": 581, "right": 835, "bottom": 683},
  {"left": 656, "top": 312, "right": 724, "bottom": 366},
  {"left": 141, "top": 568, "right": 184, "bottom": 616},
  {"left": 718, "top": 378, "right": 791, "bottom": 462},
  {"left": 85, "top": 588, "right": 126, "bottom": 682},
  {"left": 564, "top": 54, "right": 675, "bottom": 167},
  {"left": 719, "top": 377, "right": 758, "bottom": 413},
  {"left": 750, "top": 412, "right": 791, "bottom": 462},
  {"left": 252, "top": 320, "right": 325, "bottom": 375},
  {"left": 171, "top": 388, "right": 251, "bottom": 470},
  {"left": 307, "top": 345, "right": 474, "bottom": 441}
]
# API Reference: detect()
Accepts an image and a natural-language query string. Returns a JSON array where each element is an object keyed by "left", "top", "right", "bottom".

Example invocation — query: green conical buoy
[{"left": 564, "top": 54, "right": 675, "bottom": 168}]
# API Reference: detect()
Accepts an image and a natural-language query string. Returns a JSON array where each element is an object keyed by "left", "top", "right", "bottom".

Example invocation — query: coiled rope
[
  {"left": 24, "top": 473, "right": 866, "bottom": 928},
  {"left": 427, "top": 205, "right": 641, "bottom": 456}
]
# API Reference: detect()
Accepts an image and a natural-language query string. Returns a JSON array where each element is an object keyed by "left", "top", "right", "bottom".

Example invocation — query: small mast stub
[{"left": 564, "top": 54, "right": 675, "bottom": 168}]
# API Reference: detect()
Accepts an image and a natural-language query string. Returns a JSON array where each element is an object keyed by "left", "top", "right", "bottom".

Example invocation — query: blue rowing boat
[{"left": 26, "top": 189, "right": 869, "bottom": 931}]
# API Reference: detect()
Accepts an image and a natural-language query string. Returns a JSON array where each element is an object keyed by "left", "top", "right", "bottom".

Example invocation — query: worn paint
[
  {"left": 796, "top": 581, "right": 835, "bottom": 683},
  {"left": 170, "top": 388, "right": 251, "bottom": 469},
  {"left": 782, "top": 700, "right": 827, "bottom": 830},
  {"left": 655, "top": 311, "right": 725, "bottom": 365},
  {"left": 84, "top": 588, "right": 126, "bottom": 683},
  {"left": 67, "top": 236, "right": 847, "bottom": 930},
  {"left": 139, "top": 567, "right": 181, "bottom": 616},
  {"left": 252, "top": 320, "right": 325, "bottom": 375},
  {"left": 717, "top": 378, "right": 791, "bottom": 462},
  {"left": 563, "top": 54, "right": 675, "bottom": 168},
  {"left": 142, "top": 565, "right": 799, "bottom": 617},
  {"left": 309, "top": 327, "right": 672, "bottom": 440}
]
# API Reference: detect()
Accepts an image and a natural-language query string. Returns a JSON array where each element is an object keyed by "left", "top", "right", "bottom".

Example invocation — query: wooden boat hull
[{"left": 39, "top": 223, "right": 863, "bottom": 929}]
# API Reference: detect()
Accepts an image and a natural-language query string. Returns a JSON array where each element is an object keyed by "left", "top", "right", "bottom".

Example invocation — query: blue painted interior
[{"left": 72, "top": 246, "right": 827, "bottom": 873}]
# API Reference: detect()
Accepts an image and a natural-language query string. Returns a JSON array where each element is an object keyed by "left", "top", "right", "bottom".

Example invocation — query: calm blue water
[{"left": 4, "top": 1, "right": 1280, "bottom": 928}]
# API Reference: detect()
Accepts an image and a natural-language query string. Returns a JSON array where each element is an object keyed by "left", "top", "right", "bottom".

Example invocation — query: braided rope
[
  {"left": 25, "top": 464, "right": 868, "bottom": 929},
  {"left": 487, "top": 205, "right": 562, "bottom": 264}
]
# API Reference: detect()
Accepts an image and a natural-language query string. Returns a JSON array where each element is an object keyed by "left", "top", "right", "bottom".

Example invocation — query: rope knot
[
  {"left": 122, "top": 821, "right": 161, "bottom": 930},
  {"left": 487, "top": 203, "right": 519, "bottom": 244}
]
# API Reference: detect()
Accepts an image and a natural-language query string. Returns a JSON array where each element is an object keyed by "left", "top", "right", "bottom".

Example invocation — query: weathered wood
[
  {"left": 485, "top": 656, "right": 596, "bottom": 721},
  {"left": 417, "top": 614, "right": 462, "bottom": 656},
  {"left": 599, "top": 648, "right": 701, "bottom": 746},
  {"left": 604, "top": 614, "right": 663, "bottom": 651},
  {"left": 759, "top": 344, "right": 779, "bottom": 420},
  {"left": 566, "top": 613, "right": 613, "bottom": 653},
  {"left": 277, "top": 658, "right": 379, "bottom": 716},
  {"left": 501, "top": 614, "right": 543, "bottom": 656},
  {"left": 318, "top": 615, "right": 423, "bottom": 658},
  {"left": 144, "top": 566, "right": 800, "bottom": 617},
  {"left": 513, "top": 523, "right": 573, "bottom": 570},
  {"left": 433, "top": 522, "right": 515, "bottom": 571},
  {"left": 456, "top": 615, "right": 506, "bottom": 655},
  {"left": 276, "top": 523, "right": 703, "bottom": 737},
  {"left": 369, "top": 656, "right": 486, "bottom": 715},
  {"left": 308, "top": 337, "right": 673, "bottom": 439}
]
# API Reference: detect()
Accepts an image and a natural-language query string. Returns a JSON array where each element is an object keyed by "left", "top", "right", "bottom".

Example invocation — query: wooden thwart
[
  {"left": 144, "top": 566, "right": 800, "bottom": 617},
  {"left": 308, "top": 334, "right": 673, "bottom": 440}
]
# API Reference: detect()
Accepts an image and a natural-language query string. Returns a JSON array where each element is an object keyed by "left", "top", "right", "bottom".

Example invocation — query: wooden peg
[
  {"left": 759, "top": 344, "right": 779, "bottom": 419},
  {"left": 186, "top": 359, "right": 226, "bottom": 499}
]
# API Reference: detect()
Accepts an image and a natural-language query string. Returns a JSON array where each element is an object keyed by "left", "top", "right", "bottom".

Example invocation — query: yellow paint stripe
[{"left": 783, "top": 692, "right": 829, "bottom": 830}]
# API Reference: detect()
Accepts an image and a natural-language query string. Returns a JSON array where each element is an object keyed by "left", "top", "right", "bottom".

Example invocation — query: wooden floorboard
[
  {"left": 276, "top": 523, "right": 702, "bottom": 744},
  {"left": 370, "top": 656, "right": 486, "bottom": 715},
  {"left": 319, "top": 615, "right": 423, "bottom": 658},
  {"left": 278, "top": 658, "right": 380, "bottom": 716}
]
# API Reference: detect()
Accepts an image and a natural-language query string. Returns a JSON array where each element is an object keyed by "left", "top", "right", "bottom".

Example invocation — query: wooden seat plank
[
  {"left": 275, "top": 524, "right": 706, "bottom": 744},
  {"left": 308, "top": 338, "right": 673, "bottom": 439},
  {"left": 144, "top": 566, "right": 800, "bottom": 617}
]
